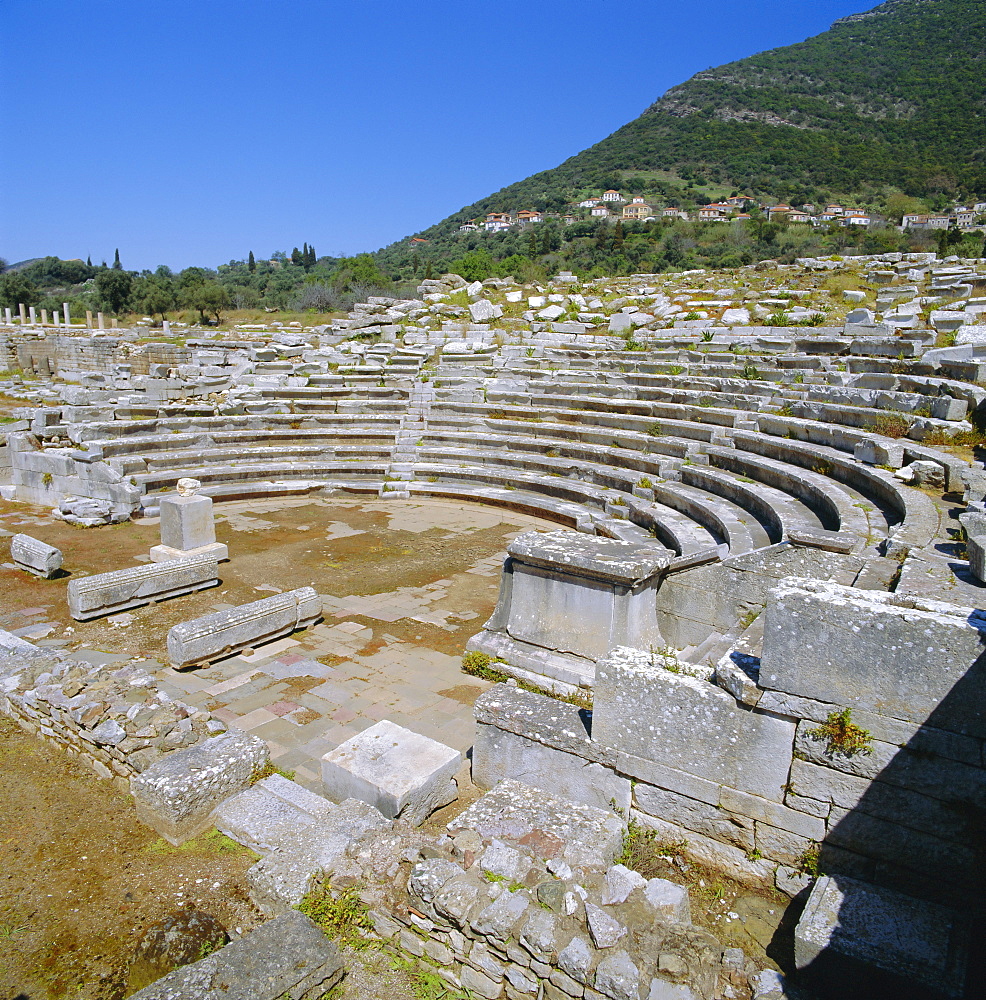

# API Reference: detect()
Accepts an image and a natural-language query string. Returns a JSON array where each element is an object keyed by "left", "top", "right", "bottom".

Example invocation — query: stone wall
[
  {"left": 0, "top": 631, "right": 226, "bottom": 792},
  {"left": 473, "top": 578, "right": 986, "bottom": 912},
  {"left": 15, "top": 335, "right": 192, "bottom": 377},
  {"left": 346, "top": 780, "right": 744, "bottom": 1000}
]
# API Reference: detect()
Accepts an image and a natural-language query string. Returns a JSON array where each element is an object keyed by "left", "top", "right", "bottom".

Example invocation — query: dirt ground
[
  {"left": 0, "top": 495, "right": 525, "bottom": 662},
  {"left": 0, "top": 717, "right": 264, "bottom": 1000}
]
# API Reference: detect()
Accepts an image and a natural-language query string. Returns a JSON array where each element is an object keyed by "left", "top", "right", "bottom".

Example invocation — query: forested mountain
[{"left": 383, "top": 0, "right": 984, "bottom": 251}]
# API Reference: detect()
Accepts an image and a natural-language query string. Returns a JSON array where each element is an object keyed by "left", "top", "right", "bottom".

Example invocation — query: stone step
[{"left": 213, "top": 775, "right": 335, "bottom": 854}]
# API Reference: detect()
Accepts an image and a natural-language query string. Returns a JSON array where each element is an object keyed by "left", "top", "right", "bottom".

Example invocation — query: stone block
[
  {"left": 128, "top": 909, "right": 344, "bottom": 1000},
  {"left": 794, "top": 875, "right": 968, "bottom": 998},
  {"left": 150, "top": 492, "right": 228, "bottom": 563},
  {"left": 448, "top": 779, "right": 626, "bottom": 868},
  {"left": 10, "top": 533, "right": 62, "bottom": 578},
  {"left": 760, "top": 578, "right": 986, "bottom": 738},
  {"left": 473, "top": 722, "right": 630, "bottom": 813},
  {"left": 167, "top": 586, "right": 322, "bottom": 669},
  {"left": 67, "top": 553, "right": 219, "bottom": 620},
  {"left": 321, "top": 719, "right": 460, "bottom": 825},
  {"left": 595, "top": 647, "right": 795, "bottom": 801},
  {"left": 594, "top": 951, "right": 640, "bottom": 1000},
  {"left": 130, "top": 729, "right": 269, "bottom": 845},
  {"left": 634, "top": 784, "right": 754, "bottom": 851},
  {"left": 473, "top": 531, "right": 671, "bottom": 687}
]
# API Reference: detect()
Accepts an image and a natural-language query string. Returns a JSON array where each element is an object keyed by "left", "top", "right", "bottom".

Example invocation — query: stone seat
[
  {"left": 135, "top": 443, "right": 393, "bottom": 474},
  {"left": 681, "top": 464, "right": 821, "bottom": 544},
  {"left": 651, "top": 480, "right": 763, "bottom": 554},
  {"left": 136, "top": 461, "right": 389, "bottom": 496},
  {"left": 733, "top": 430, "right": 943, "bottom": 555},
  {"left": 705, "top": 445, "right": 874, "bottom": 539}
]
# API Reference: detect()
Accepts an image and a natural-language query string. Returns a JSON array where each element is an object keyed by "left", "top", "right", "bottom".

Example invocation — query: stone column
[
  {"left": 86, "top": 310, "right": 93, "bottom": 328},
  {"left": 40, "top": 309, "right": 48, "bottom": 325},
  {"left": 149, "top": 478, "right": 228, "bottom": 563},
  {"left": 111, "top": 317, "right": 118, "bottom": 328},
  {"left": 53, "top": 309, "right": 60, "bottom": 326},
  {"left": 18, "top": 303, "right": 26, "bottom": 325},
  {"left": 163, "top": 320, "right": 171, "bottom": 336},
  {"left": 63, "top": 303, "right": 71, "bottom": 327},
  {"left": 97, "top": 312, "right": 105, "bottom": 330},
  {"left": 29, "top": 306, "right": 36, "bottom": 325},
  {"left": 4, "top": 308, "right": 11, "bottom": 325}
]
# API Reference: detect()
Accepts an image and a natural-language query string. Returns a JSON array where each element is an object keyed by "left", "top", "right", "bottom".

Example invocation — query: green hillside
[{"left": 383, "top": 0, "right": 984, "bottom": 254}]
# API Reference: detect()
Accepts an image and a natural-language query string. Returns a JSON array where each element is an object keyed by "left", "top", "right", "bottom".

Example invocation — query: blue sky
[{"left": 1, "top": 0, "right": 869, "bottom": 271}]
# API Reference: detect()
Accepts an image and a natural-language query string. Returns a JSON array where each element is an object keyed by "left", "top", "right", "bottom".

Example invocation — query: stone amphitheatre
[{"left": 1, "top": 252, "right": 984, "bottom": 999}]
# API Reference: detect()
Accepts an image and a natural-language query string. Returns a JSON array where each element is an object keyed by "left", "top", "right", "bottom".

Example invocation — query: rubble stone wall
[{"left": 0, "top": 633, "right": 226, "bottom": 793}]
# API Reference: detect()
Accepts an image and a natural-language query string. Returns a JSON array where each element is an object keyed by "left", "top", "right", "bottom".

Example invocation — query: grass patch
[
  {"left": 462, "top": 651, "right": 592, "bottom": 709},
  {"left": 616, "top": 818, "right": 688, "bottom": 878},
  {"left": 250, "top": 760, "right": 297, "bottom": 784},
  {"left": 390, "top": 954, "right": 472, "bottom": 999},
  {"left": 297, "top": 875, "right": 373, "bottom": 949},
  {"left": 142, "top": 828, "right": 259, "bottom": 859}
]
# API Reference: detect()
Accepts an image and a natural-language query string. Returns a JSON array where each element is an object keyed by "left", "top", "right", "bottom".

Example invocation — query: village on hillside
[{"left": 458, "top": 190, "right": 986, "bottom": 235}]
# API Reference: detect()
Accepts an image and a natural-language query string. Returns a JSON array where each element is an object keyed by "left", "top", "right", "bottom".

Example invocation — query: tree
[
  {"left": 132, "top": 275, "right": 175, "bottom": 323},
  {"left": 308, "top": 244, "right": 317, "bottom": 267},
  {"left": 290, "top": 247, "right": 302, "bottom": 266},
  {"left": 612, "top": 220, "right": 625, "bottom": 252},
  {"left": 86, "top": 255, "right": 92, "bottom": 268},
  {"left": 0, "top": 271, "right": 40, "bottom": 309},
  {"left": 248, "top": 250, "right": 256, "bottom": 272},
  {"left": 184, "top": 282, "right": 230, "bottom": 324},
  {"left": 95, "top": 269, "right": 133, "bottom": 313},
  {"left": 113, "top": 248, "right": 122, "bottom": 270}
]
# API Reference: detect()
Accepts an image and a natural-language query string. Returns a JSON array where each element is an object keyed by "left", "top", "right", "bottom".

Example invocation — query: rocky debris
[
  {"left": 53, "top": 494, "right": 128, "bottom": 527},
  {"left": 0, "top": 633, "right": 227, "bottom": 789}
]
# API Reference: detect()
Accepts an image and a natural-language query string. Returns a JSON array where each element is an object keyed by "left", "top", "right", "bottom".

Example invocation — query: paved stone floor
[{"left": 0, "top": 495, "right": 556, "bottom": 791}]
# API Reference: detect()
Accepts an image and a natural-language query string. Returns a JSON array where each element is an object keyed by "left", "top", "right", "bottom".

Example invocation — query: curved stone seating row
[
  {"left": 730, "top": 430, "right": 943, "bottom": 555},
  {"left": 704, "top": 446, "right": 873, "bottom": 539}
]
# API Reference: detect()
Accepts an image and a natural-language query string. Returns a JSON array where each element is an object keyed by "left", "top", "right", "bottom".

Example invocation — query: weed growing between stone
[
  {"left": 249, "top": 760, "right": 297, "bottom": 784},
  {"left": 296, "top": 875, "right": 374, "bottom": 949},
  {"left": 461, "top": 651, "right": 592, "bottom": 709},
  {"left": 389, "top": 954, "right": 472, "bottom": 1000},
  {"left": 806, "top": 708, "right": 873, "bottom": 758}
]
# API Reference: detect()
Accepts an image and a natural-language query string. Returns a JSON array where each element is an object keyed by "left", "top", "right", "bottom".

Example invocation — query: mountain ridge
[{"left": 381, "top": 0, "right": 984, "bottom": 253}]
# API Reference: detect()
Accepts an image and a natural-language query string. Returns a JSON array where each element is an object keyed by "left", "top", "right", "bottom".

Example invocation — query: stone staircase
[
  {"left": 380, "top": 378, "right": 435, "bottom": 498},
  {"left": 213, "top": 774, "right": 391, "bottom": 915}
]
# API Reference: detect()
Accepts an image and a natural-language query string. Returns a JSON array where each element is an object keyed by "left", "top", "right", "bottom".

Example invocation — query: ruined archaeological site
[{"left": 3, "top": 254, "right": 986, "bottom": 1000}]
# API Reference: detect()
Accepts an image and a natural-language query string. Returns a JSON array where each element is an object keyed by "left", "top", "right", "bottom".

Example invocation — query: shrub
[
  {"left": 807, "top": 708, "right": 873, "bottom": 758},
  {"left": 872, "top": 411, "right": 910, "bottom": 439},
  {"left": 296, "top": 876, "right": 373, "bottom": 949}
]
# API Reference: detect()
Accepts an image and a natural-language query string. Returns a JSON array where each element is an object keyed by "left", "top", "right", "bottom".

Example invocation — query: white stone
[{"left": 321, "top": 720, "right": 461, "bottom": 826}]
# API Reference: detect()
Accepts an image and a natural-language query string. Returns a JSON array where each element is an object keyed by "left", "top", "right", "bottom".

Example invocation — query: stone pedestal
[
  {"left": 467, "top": 530, "right": 672, "bottom": 690},
  {"left": 150, "top": 493, "right": 228, "bottom": 563}
]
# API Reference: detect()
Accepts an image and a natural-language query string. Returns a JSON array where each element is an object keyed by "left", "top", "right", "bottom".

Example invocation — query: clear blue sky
[{"left": 1, "top": 0, "right": 870, "bottom": 272}]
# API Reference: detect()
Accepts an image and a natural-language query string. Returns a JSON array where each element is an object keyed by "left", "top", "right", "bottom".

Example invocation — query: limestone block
[
  {"left": 150, "top": 493, "right": 228, "bottom": 563},
  {"left": 10, "top": 533, "right": 62, "bottom": 578},
  {"left": 470, "top": 299, "right": 503, "bottom": 323},
  {"left": 321, "top": 719, "right": 460, "bottom": 825},
  {"left": 167, "top": 587, "right": 322, "bottom": 669},
  {"left": 128, "top": 909, "right": 344, "bottom": 1000},
  {"left": 67, "top": 553, "right": 219, "bottom": 620},
  {"left": 487, "top": 530, "right": 671, "bottom": 667},
  {"left": 794, "top": 875, "right": 968, "bottom": 998},
  {"left": 473, "top": 721, "right": 630, "bottom": 813},
  {"left": 760, "top": 578, "right": 986, "bottom": 737},
  {"left": 130, "top": 729, "right": 269, "bottom": 845},
  {"left": 594, "top": 647, "right": 795, "bottom": 801}
]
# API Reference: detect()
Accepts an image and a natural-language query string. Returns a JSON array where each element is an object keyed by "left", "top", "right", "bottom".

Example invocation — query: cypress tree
[
  {"left": 248, "top": 250, "right": 256, "bottom": 272},
  {"left": 86, "top": 255, "right": 92, "bottom": 268},
  {"left": 113, "top": 248, "right": 122, "bottom": 270}
]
